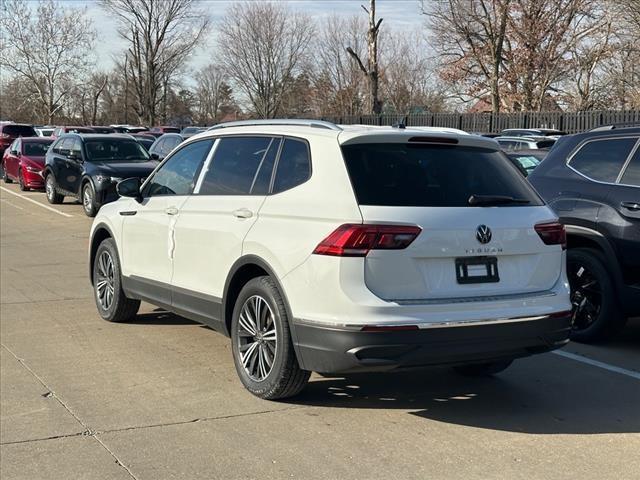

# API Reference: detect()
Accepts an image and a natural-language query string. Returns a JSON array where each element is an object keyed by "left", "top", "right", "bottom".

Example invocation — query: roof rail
[
  {"left": 590, "top": 122, "right": 640, "bottom": 132},
  {"left": 207, "top": 119, "right": 342, "bottom": 131}
]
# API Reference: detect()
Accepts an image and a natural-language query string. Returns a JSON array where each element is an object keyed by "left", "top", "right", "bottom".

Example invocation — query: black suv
[
  {"left": 44, "top": 134, "right": 158, "bottom": 217},
  {"left": 528, "top": 126, "right": 639, "bottom": 342}
]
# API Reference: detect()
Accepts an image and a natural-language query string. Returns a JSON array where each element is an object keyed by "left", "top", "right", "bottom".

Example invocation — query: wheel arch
[{"left": 89, "top": 222, "right": 116, "bottom": 285}]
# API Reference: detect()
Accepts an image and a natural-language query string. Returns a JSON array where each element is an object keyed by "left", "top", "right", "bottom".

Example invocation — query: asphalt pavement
[{"left": 1, "top": 183, "right": 639, "bottom": 480}]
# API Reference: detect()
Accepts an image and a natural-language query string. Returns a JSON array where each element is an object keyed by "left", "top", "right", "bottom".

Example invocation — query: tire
[
  {"left": 231, "top": 276, "right": 310, "bottom": 400},
  {"left": 567, "top": 248, "right": 625, "bottom": 343},
  {"left": 92, "top": 238, "right": 140, "bottom": 323},
  {"left": 82, "top": 182, "right": 98, "bottom": 217},
  {"left": 2, "top": 162, "right": 12, "bottom": 183},
  {"left": 45, "top": 174, "right": 63, "bottom": 204},
  {"left": 18, "top": 168, "right": 28, "bottom": 191},
  {"left": 454, "top": 359, "right": 514, "bottom": 377}
]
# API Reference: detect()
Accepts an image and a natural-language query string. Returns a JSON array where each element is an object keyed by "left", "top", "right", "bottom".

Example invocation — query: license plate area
[{"left": 455, "top": 256, "right": 499, "bottom": 284}]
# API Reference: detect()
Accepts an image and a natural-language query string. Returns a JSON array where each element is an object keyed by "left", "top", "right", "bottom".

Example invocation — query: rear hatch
[{"left": 340, "top": 137, "right": 563, "bottom": 301}]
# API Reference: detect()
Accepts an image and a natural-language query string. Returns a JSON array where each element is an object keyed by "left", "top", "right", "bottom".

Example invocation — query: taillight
[
  {"left": 313, "top": 224, "right": 421, "bottom": 257},
  {"left": 535, "top": 222, "right": 566, "bottom": 249}
]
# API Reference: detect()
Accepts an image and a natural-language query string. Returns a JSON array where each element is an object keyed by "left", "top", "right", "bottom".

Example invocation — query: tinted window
[
  {"left": 251, "top": 138, "right": 281, "bottom": 195},
  {"left": 570, "top": 138, "right": 637, "bottom": 183},
  {"left": 84, "top": 139, "right": 149, "bottom": 162},
  {"left": 150, "top": 138, "right": 164, "bottom": 155},
  {"left": 58, "top": 138, "right": 74, "bottom": 153},
  {"left": 620, "top": 151, "right": 640, "bottom": 187},
  {"left": 273, "top": 138, "right": 310, "bottom": 193},
  {"left": 23, "top": 141, "right": 52, "bottom": 156},
  {"left": 145, "top": 140, "right": 213, "bottom": 196},
  {"left": 2, "top": 125, "right": 36, "bottom": 137},
  {"left": 199, "top": 137, "right": 272, "bottom": 195},
  {"left": 341, "top": 143, "right": 543, "bottom": 207}
]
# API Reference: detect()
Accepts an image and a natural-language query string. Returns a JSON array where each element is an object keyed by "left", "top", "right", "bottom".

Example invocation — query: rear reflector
[
  {"left": 535, "top": 222, "right": 567, "bottom": 250},
  {"left": 313, "top": 224, "right": 422, "bottom": 257},
  {"left": 361, "top": 325, "right": 420, "bottom": 332}
]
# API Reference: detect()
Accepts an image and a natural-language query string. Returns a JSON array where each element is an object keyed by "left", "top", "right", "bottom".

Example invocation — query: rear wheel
[
  {"left": 231, "top": 276, "right": 310, "bottom": 400},
  {"left": 92, "top": 238, "right": 140, "bottom": 323},
  {"left": 567, "top": 248, "right": 625, "bottom": 343},
  {"left": 45, "top": 174, "right": 63, "bottom": 204},
  {"left": 2, "top": 162, "right": 12, "bottom": 183},
  {"left": 454, "top": 359, "right": 513, "bottom": 377},
  {"left": 18, "top": 168, "right": 28, "bottom": 191}
]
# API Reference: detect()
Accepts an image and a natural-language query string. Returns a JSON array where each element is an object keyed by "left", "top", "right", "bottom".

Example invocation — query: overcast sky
[{"left": 59, "top": 0, "right": 426, "bottom": 72}]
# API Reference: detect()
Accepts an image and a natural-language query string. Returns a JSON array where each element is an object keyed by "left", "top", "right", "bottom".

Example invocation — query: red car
[
  {"left": 2, "top": 137, "right": 53, "bottom": 190},
  {"left": 148, "top": 126, "right": 181, "bottom": 137},
  {"left": 0, "top": 123, "right": 37, "bottom": 155}
]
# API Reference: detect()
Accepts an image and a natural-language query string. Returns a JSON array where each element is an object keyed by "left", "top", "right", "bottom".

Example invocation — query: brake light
[
  {"left": 313, "top": 224, "right": 422, "bottom": 257},
  {"left": 535, "top": 222, "right": 566, "bottom": 250}
]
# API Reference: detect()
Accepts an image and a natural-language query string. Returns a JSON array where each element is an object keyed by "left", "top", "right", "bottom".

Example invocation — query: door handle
[
  {"left": 165, "top": 206, "right": 179, "bottom": 216},
  {"left": 233, "top": 208, "right": 253, "bottom": 219},
  {"left": 620, "top": 201, "right": 640, "bottom": 212}
]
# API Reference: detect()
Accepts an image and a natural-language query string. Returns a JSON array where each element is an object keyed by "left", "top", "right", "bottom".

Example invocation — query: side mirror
[
  {"left": 116, "top": 177, "right": 142, "bottom": 203},
  {"left": 150, "top": 153, "right": 159, "bottom": 160}
]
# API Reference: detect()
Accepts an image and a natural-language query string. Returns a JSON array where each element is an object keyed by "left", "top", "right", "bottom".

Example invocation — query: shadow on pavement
[
  {"left": 128, "top": 309, "right": 198, "bottom": 325},
  {"left": 289, "top": 363, "right": 640, "bottom": 434}
]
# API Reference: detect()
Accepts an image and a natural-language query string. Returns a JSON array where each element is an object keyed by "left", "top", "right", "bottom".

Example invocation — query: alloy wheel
[
  {"left": 83, "top": 185, "right": 93, "bottom": 213},
  {"left": 46, "top": 176, "right": 54, "bottom": 200},
  {"left": 95, "top": 250, "right": 116, "bottom": 311},
  {"left": 18, "top": 170, "right": 25, "bottom": 190},
  {"left": 567, "top": 261, "right": 602, "bottom": 331},
  {"left": 236, "top": 295, "right": 278, "bottom": 382}
]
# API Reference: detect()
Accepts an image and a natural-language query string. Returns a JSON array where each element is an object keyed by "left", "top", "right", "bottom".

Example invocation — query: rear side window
[
  {"left": 569, "top": 138, "right": 637, "bottom": 183},
  {"left": 341, "top": 143, "right": 543, "bottom": 207},
  {"left": 2, "top": 125, "right": 36, "bottom": 137},
  {"left": 199, "top": 136, "right": 272, "bottom": 195},
  {"left": 620, "top": 151, "right": 639, "bottom": 187},
  {"left": 273, "top": 138, "right": 311, "bottom": 193}
]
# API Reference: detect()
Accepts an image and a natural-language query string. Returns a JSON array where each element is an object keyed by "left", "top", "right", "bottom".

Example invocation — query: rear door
[{"left": 340, "top": 141, "right": 561, "bottom": 301}]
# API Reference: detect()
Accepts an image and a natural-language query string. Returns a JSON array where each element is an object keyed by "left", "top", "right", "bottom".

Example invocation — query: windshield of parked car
[
  {"left": 341, "top": 143, "right": 543, "bottom": 207},
  {"left": 84, "top": 139, "right": 150, "bottom": 162},
  {"left": 3, "top": 125, "right": 36, "bottom": 137},
  {"left": 23, "top": 141, "right": 53, "bottom": 156}
]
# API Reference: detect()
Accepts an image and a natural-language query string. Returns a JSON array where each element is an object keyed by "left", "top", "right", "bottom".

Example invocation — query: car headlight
[{"left": 95, "top": 175, "right": 122, "bottom": 183}]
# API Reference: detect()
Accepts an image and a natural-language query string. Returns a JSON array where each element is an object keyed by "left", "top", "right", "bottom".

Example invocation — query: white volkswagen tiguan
[{"left": 89, "top": 120, "right": 572, "bottom": 399}]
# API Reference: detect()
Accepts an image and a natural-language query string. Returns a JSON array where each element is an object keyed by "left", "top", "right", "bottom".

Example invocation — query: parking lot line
[
  {"left": 553, "top": 350, "right": 640, "bottom": 380},
  {"left": 0, "top": 186, "right": 73, "bottom": 218}
]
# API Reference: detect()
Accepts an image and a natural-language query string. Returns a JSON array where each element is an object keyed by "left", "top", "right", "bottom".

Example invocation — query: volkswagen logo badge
[{"left": 476, "top": 225, "right": 492, "bottom": 244}]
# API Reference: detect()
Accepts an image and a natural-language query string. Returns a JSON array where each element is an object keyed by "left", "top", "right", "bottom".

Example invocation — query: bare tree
[
  {"left": 99, "top": 0, "right": 209, "bottom": 125},
  {"left": 347, "top": 0, "right": 383, "bottom": 114},
  {"left": 0, "top": 0, "right": 95, "bottom": 123},
  {"left": 425, "top": 0, "right": 511, "bottom": 114},
  {"left": 218, "top": 2, "right": 314, "bottom": 119},
  {"left": 194, "top": 64, "right": 236, "bottom": 124}
]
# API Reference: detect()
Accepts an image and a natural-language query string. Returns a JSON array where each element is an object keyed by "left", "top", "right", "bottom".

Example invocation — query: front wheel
[
  {"left": 18, "top": 169, "right": 28, "bottom": 191},
  {"left": 93, "top": 238, "right": 140, "bottom": 322},
  {"left": 45, "top": 174, "right": 63, "bottom": 204},
  {"left": 454, "top": 359, "right": 513, "bottom": 377},
  {"left": 2, "top": 162, "right": 12, "bottom": 183},
  {"left": 231, "top": 276, "right": 310, "bottom": 400},
  {"left": 82, "top": 182, "right": 98, "bottom": 217}
]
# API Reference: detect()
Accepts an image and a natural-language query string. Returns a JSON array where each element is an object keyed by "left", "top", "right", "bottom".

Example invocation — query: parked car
[
  {"left": 51, "top": 126, "right": 95, "bottom": 138},
  {"left": 0, "top": 123, "right": 37, "bottom": 155},
  {"left": 181, "top": 126, "right": 206, "bottom": 138},
  {"left": 89, "top": 126, "right": 116, "bottom": 134},
  {"left": 44, "top": 134, "right": 157, "bottom": 217},
  {"left": 88, "top": 119, "right": 571, "bottom": 400},
  {"left": 130, "top": 134, "right": 156, "bottom": 152},
  {"left": 149, "top": 126, "right": 181, "bottom": 137},
  {"left": 496, "top": 136, "right": 556, "bottom": 151},
  {"left": 506, "top": 149, "right": 547, "bottom": 176},
  {"left": 501, "top": 128, "right": 566, "bottom": 138},
  {"left": 148, "top": 133, "right": 185, "bottom": 160},
  {"left": 35, "top": 126, "right": 55, "bottom": 137},
  {"left": 110, "top": 125, "right": 149, "bottom": 134},
  {"left": 2, "top": 137, "right": 53, "bottom": 190},
  {"left": 528, "top": 126, "right": 639, "bottom": 343}
]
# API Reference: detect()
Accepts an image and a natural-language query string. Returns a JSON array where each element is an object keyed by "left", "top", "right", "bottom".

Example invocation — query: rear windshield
[
  {"left": 341, "top": 143, "right": 543, "bottom": 207},
  {"left": 84, "top": 139, "right": 150, "bottom": 162},
  {"left": 23, "top": 141, "right": 53, "bottom": 156},
  {"left": 3, "top": 125, "right": 36, "bottom": 137}
]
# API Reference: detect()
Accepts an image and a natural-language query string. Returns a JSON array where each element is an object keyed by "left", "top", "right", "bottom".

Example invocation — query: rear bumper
[{"left": 292, "top": 314, "right": 572, "bottom": 373}]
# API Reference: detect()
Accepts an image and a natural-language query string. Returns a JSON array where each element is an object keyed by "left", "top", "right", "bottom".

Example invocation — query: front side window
[
  {"left": 199, "top": 136, "right": 273, "bottom": 195},
  {"left": 144, "top": 139, "right": 213, "bottom": 197},
  {"left": 569, "top": 137, "right": 638, "bottom": 183},
  {"left": 273, "top": 138, "right": 311, "bottom": 193},
  {"left": 620, "top": 151, "right": 640, "bottom": 187},
  {"left": 10, "top": 139, "right": 20, "bottom": 154}
]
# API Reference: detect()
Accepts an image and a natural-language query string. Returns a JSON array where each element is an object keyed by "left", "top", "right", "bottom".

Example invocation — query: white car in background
[{"left": 88, "top": 119, "right": 572, "bottom": 399}]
